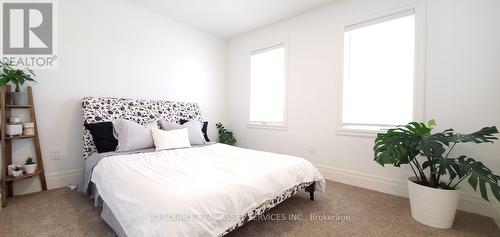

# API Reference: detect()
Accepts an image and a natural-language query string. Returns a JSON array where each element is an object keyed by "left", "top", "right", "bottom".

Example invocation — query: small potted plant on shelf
[
  {"left": 216, "top": 122, "right": 237, "bottom": 145},
  {"left": 0, "top": 62, "right": 36, "bottom": 105},
  {"left": 373, "top": 120, "right": 499, "bottom": 229},
  {"left": 24, "top": 157, "right": 37, "bottom": 174}
]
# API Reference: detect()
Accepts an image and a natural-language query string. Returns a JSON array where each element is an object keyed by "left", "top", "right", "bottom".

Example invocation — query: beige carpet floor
[{"left": 0, "top": 180, "right": 498, "bottom": 237}]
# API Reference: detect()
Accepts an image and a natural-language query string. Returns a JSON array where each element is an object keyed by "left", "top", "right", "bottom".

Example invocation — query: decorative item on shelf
[
  {"left": 23, "top": 122, "right": 35, "bottom": 136},
  {"left": 9, "top": 117, "right": 21, "bottom": 124},
  {"left": 0, "top": 62, "right": 37, "bottom": 105},
  {"left": 373, "top": 119, "right": 499, "bottom": 229},
  {"left": 216, "top": 122, "right": 237, "bottom": 145},
  {"left": 5, "top": 123, "right": 23, "bottom": 136},
  {"left": 7, "top": 165, "right": 14, "bottom": 176},
  {"left": 24, "top": 157, "right": 37, "bottom": 174},
  {"left": 7, "top": 164, "right": 23, "bottom": 178}
]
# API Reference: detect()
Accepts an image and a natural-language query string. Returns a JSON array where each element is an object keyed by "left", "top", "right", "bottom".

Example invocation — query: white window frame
[
  {"left": 247, "top": 41, "right": 289, "bottom": 130},
  {"left": 335, "top": 1, "right": 426, "bottom": 137}
]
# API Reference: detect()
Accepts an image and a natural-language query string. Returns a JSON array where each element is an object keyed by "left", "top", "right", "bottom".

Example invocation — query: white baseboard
[
  {"left": 12, "top": 164, "right": 500, "bottom": 229},
  {"left": 46, "top": 169, "right": 82, "bottom": 189},
  {"left": 315, "top": 163, "right": 498, "bottom": 219},
  {"left": 11, "top": 169, "right": 82, "bottom": 195}
]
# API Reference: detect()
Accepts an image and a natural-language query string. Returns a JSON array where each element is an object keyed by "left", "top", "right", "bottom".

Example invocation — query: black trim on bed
[
  {"left": 305, "top": 181, "right": 315, "bottom": 201},
  {"left": 219, "top": 181, "right": 316, "bottom": 237}
]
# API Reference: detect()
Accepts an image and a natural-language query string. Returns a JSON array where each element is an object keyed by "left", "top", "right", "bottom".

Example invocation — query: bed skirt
[{"left": 98, "top": 181, "right": 314, "bottom": 237}]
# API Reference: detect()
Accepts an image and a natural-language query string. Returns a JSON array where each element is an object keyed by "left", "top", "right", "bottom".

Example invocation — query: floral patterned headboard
[{"left": 81, "top": 96, "right": 202, "bottom": 159}]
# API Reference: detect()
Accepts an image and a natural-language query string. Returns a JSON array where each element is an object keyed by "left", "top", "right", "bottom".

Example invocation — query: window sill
[
  {"left": 333, "top": 128, "right": 382, "bottom": 138},
  {"left": 246, "top": 122, "right": 288, "bottom": 130}
]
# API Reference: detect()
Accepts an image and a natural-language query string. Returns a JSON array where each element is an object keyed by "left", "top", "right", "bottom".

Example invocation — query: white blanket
[{"left": 91, "top": 143, "right": 325, "bottom": 237}]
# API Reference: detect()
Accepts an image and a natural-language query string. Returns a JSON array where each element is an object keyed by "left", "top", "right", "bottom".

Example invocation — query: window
[
  {"left": 342, "top": 10, "right": 416, "bottom": 131},
  {"left": 249, "top": 44, "right": 286, "bottom": 128}
]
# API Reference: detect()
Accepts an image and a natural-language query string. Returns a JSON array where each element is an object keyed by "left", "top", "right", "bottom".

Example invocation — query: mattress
[{"left": 83, "top": 143, "right": 325, "bottom": 237}]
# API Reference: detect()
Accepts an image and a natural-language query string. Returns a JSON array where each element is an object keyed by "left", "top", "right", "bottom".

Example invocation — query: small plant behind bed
[{"left": 216, "top": 122, "right": 237, "bottom": 145}]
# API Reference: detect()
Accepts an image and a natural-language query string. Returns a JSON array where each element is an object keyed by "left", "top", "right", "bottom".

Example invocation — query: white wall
[
  {"left": 227, "top": 0, "right": 500, "bottom": 218},
  {"left": 9, "top": 0, "right": 227, "bottom": 195}
]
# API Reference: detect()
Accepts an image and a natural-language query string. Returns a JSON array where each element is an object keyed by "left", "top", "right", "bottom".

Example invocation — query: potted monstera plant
[
  {"left": 0, "top": 62, "right": 36, "bottom": 105},
  {"left": 374, "top": 120, "right": 499, "bottom": 229}
]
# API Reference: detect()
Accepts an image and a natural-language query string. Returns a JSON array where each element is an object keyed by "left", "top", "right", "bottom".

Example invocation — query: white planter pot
[
  {"left": 24, "top": 164, "right": 37, "bottom": 174},
  {"left": 408, "top": 177, "right": 460, "bottom": 229},
  {"left": 11, "top": 92, "right": 27, "bottom": 105}
]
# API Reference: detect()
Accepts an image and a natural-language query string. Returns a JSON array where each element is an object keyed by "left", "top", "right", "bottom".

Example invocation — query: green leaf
[
  {"left": 452, "top": 156, "right": 470, "bottom": 178},
  {"left": 374, "top": 131, "right": 414, "bottom": 167},
  {"left": 428, "top": 119, "right": 436, "bottom": 128},
  {"left": 217, "top": 122, "right": 236, "bottom": 145},
  {"left": 374, "top": 122, "right": 431, "bottom": 183},
  {"left": 492, "top": 184, "right": 500, "bottom": 201},
  {"left": 0, "top": 76, "right": 9, "bottom": 86},
  {"left": 468, "top": 175, "right": 478, "bottom": 191},
  {"left": 0, "top": 62, "right": 37, "bottom": 87},
  {"left": 422, "top": 160, "right": 434, "bottom": 169},
  {"left": 458, "top": 157, "right": 500, "bottom": 201},
  {"left": 479, "top": 182, "right": 489, "bottom": 201},
  {"left": 454, "top": 126, "right": 499, "bottom": 144},
  {"left": 437, "top": 158, "right": 457, "bottom": 179}
]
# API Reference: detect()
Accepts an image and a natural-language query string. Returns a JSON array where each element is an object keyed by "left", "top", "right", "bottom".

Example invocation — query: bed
[{"left": 79, "top": 97, "right": 326, "bottom": 237}]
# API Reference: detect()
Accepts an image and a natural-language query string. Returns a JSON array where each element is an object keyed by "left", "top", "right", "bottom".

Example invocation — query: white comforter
[{"left": 91, "top": 143, "right": 325, "bottom": 237}]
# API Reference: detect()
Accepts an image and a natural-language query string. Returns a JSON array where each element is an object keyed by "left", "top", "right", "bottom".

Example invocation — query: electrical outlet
[{"left": 49, "top": 149, "right": 61, "bottom": 160}]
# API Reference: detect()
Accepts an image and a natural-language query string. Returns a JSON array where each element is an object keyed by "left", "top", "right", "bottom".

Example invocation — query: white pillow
[
  {"left": 159, "top": 120, "right": 183, "bottom": 130},
  {"left": 151, "top": 127, "right": 191, "bottom": 151},
  {"left": 181, "top": 120, "right": 206, "bottom": 145},
  {"left": 113, "top": 119, "right": 157, "bottom": 152},
  {"left": 159, "top": 119, "right": 206, "bottom": 145}
]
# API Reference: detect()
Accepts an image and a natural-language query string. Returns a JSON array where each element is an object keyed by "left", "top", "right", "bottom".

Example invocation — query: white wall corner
[{"left": 315, "top": 163, "right": 497, "bottom": 219}]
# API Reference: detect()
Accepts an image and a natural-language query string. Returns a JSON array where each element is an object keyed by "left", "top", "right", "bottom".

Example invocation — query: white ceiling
[{"left": 125, "top": 0, "right": 337, "bottom": 39}]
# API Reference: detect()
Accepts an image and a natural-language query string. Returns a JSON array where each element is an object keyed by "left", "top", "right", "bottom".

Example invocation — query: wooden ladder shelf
[{"left": 1, "top": 85, "right": 47, "bottom": 207}]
